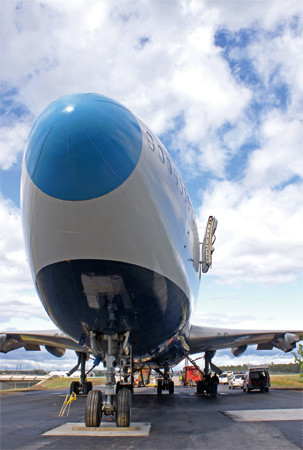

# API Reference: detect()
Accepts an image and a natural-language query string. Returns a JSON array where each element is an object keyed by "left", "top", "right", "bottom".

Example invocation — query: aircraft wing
[
  {"left": 187, "top": 325, "right": 303, "bottom": 356},
  {"left": 0, "top": 330, "right": 89, "bottom": 357}
]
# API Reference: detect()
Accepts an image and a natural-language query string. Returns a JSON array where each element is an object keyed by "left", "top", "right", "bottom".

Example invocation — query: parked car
[
  {"left": 243, "top": 367, "right": 270, "bottom": 392},
  {"left": 226, "top": 371, "right": 234, "bottom": 380},
  {"left": 219, "top": 372, "right": 229, "bottom": 384},
  {"left": 228, "top": 374, "right": 244, "bottom": 389}
]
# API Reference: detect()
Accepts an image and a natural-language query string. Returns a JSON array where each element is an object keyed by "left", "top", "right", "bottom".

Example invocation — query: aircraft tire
[
  {"left": 116, "top": 382, "right": 133, "bottom": 394},
  {"left": 116, "top": 388, "right": 131, "bottom": 427},
  {"left": 85, "top": 390, "right": 102, "bottom": 427},
  {"left": 157, "top": 379, "right": 163, "bottom": 396},
  {"left": 168, "top": 380, "right": 174, "bottom": 394},
  {"left": 83, "top": 381, "right": 93, "bottom": 395},
  {"left": 70, "top": 381, "right": 80, "bottom": 395}
]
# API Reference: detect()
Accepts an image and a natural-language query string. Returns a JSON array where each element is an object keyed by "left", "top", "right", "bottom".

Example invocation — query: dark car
[{"left": 243, "top": 367, "right": 270, "bottom": 392}]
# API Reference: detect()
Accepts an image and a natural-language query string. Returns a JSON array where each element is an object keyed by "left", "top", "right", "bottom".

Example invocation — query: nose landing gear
[
  {"left": 116, "top": 387, "right": 132, "bottom": 427},
  {"left": 85, "top": 389, "right": 103, "bottom": 427},
  {"left": 85, "top": 332, "right": 133, "bottom": 428}
]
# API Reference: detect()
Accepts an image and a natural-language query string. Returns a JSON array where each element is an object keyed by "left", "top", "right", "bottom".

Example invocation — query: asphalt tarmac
[{"left": 1, "top": 385, "right": 302, "bottom": 449}]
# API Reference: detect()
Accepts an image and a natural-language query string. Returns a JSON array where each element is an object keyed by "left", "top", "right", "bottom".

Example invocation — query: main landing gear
[
  {"left": 155, "top": 365, "right": 174, "bottom": 395},
  {"left": 186, "top": 351, "right": 221, "bottom": 396},
  {"left": 85, "top": 332, "right": 133, "bottom": 428},
  {"left": 68, "top": 352, "right": 93, "bottom": 396}
]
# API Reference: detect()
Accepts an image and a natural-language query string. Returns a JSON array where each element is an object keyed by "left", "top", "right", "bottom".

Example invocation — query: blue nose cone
[{"left": 25, "top": 93, "right": 142, "bottom": 200}]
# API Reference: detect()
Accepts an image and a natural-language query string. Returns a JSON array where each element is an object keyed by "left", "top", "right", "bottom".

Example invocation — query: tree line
[{"left": 219, "top": 362, "right": 301, "bottom": 374}]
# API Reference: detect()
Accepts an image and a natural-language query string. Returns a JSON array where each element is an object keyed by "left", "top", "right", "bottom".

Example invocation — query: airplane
[{"left": 1, "top": 93, "right": 302, "bottom": 427}]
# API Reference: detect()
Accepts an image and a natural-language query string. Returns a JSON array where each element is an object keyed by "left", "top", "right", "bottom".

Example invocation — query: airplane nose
[{"left": 24, "top": 93, "right": 142, "bottom": 200}]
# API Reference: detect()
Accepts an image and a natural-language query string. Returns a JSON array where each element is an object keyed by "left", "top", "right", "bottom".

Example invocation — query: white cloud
[
  {"left": 0, "top": 122, "right": 31, "bottom": 170},
  {"left": 205, "top": 0, "right": 303, "bottom": 30},
  {"left": 198, "top": 178, "right": 303, "bottom": 285},
  {"left": 0, "top": 348, "right": 79, "bottom": 371},
  {"left": 248, "top": 24, "right": 303, "bottom": 107},
  {"left": 0, "top": 198, "right": 49, "bottom": 328},
  {"left": 245, "top": 114, "right": 303, "bottom": 188},
  {"left": 0, "top": 198, "right": 28, "bottom": 281},
  {"left": 191, "top": 311, "right": 264, "bottom": 329}
]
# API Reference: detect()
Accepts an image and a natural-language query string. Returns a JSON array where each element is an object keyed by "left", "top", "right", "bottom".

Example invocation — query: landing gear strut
[
  {"left": 155, "top": 365, "right": 174, "bottom": 395},
  {"left": 85, "top": 332, "right": 133, "bottom": 428}
]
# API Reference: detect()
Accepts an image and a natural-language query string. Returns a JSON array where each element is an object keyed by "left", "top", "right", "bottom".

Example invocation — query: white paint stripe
[
  {"left": 43, "top": 422, "right": 151, "bottom": 437},
  {"left": 224, "top": 409, "right": 303, "bottom": 422}
]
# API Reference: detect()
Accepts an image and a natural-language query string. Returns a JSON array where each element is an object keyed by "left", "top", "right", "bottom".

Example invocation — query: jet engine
[
  {"left": 0, "top": 334, "right": 23, "bottom": 353},
  {"left": 231, "top": 345, "right": 247, "bottom": 357},
  {"left": 45, "top": 345, "right": 66, "bottom": 357},
  {"left": 272, "top": 333, "right": 299, "bottom": 352}
]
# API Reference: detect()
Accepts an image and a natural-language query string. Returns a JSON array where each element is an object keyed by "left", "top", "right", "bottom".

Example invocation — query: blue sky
[{"left": 1, "top": 0, "right": 303, "bottom": 371}]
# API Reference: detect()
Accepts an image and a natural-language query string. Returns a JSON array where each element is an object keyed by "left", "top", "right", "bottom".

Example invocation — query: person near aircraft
[
  {"left": 211, "top": 373, "right": 219, "bottom": 397},
  {"left": 259, "top": 372, "right": 266, "bottom": 392}
]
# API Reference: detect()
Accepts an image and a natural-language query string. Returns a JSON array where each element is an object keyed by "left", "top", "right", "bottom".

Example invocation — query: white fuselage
[{"left": 21, "top": 94, "right": 200, "bottom": 363}]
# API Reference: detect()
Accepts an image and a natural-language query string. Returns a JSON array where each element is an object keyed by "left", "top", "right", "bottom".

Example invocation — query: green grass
[
  {"left": 270, "top": 374, "right": 303, "bottom": 388},
  {"left": 41, "top": 376, "right": 106, "bottom": 389}
]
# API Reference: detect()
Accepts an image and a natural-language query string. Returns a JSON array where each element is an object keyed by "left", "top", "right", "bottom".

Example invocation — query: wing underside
[
  {"left": 0, "top": 330, "right": 89, "bottom": 356},
  {"left": 187, "top": 324, "right": 303, "bottom": 356},
  {"left": 1, "top": 326, "right": 302, "bottom": 363}
]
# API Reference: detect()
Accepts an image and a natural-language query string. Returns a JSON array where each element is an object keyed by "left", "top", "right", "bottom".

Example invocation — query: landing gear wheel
[
  {"left": 117, "top": 382, "right": 133, "bottom": 395},
  {"left": 116, "top": 388, "right": 131, "bottom": 427},
  {"left": 83, "top": 381, "right": 93, "bottom": 395},
  {"left": 157, "top": 379, "right": 163, "bottom": 396},
  {"left": 70, "top": 381, "right": 80, "bottom": 395},
  {"left": 168, "top": 380, "right": 174, "bottom": 394},
  {"left": 85, "top": 390, "right": 102, "bottom": 427}
]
